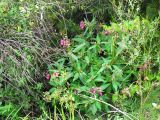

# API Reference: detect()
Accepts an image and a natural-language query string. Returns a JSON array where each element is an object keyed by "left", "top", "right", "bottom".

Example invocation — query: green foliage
[
  {"left": 0, "top": 0, "right": 160, "bottom": 119},
  {"left": 46, "top": 17, "right": 160, "bottom": 118}
]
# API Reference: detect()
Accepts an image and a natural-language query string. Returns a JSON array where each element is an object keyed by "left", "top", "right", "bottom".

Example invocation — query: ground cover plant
[{"left": 0, "top": 0, "right": 160, "bottom": 120}]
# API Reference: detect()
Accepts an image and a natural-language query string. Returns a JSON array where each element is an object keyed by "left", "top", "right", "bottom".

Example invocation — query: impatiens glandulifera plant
[
  {"left": 79, "top": 21, "right": 85, "bottom": 30},
  {"left": 46, "top": 17, "right": 159, "bottom": 116},
  {"left": 60, "top": 38, "right": 70, "bottom": 48}
]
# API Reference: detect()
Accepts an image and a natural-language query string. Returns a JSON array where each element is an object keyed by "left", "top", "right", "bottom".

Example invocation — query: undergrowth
[{"left": 0, "top": 0, "right": 160, "bottom": 120}]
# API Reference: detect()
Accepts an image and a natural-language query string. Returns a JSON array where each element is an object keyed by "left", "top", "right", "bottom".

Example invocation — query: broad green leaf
[
  {"left": 90, "top": 104, "right": 97, "bottom": 115},
  {"left": 73, "top": 73, "right": 79, "bottom": 81},
  {"left": 96, "top": 34, "right": 101, "bottom": 44},
  {"left": 112, "top": 81, "right": 119, "bottom": 92},
  {"left": 88, "top": 45, "right": 96, "bottom": 50},
  {"left": 97, "top": 63, "right": 106, "bottom": 75},
  {"left": 130, "top": 85, "right": 139, "bottom": 96},
  {"left": 64, "top": 73, "right": 73, "bottom": 81},
  {"left": 112, "top": 93, "right": 119, "bottom": 102},
  {"left": 100, "top": 84, "right": 110, "bottom": 90},
  {"left": 95, "top": 102, "right": 101, "bottom": 111},
  {"left": 85, "top": 56, "right": 90, "bottom": 64},
  {"left": 49, "top": 88, "right": 55, "bottom": 93},
  {"left": 72, "top": 38, "right": 85, "bottom": 42},
  {"left": 79, "top": 86, "right": 88, "bottom": 92},
  {"left": 68, "top": 52, "right": 78, "bottom": 61},
  {"left": 73, "top": 43, "right": 86, "bottom": 53},
  {"left": 49, "top": 81, "right": 55, "bottom": 86},
  {"left": 95, "top": 77, "right": 105, "bottom": 82}
]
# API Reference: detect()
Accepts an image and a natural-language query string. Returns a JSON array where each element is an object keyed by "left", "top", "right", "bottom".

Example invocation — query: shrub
[
  {"left": 1, "top": 0, "right": 160, "bottom": 119},
  {"left": 45, "top": 17, "right": 159, "bottom": 119}
]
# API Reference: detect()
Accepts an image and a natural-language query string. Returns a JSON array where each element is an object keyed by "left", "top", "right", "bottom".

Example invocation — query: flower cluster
[
  {"left": 73, "top": 89, "right": 78, "bottom": 95},
  {"left": 45, "top": 71, "right": 60, "bottom": 80},
  {"left": 60, "top": 38, "right": 70, "bottom": 47},
  {"left": 45, "top": 73, "right": 51, "bottom": 80},
  {"left": 53, "top": 72, "right": 59, "bottom": 78},
  {"left": 103, "top": 30, "right": 110, "bottom": 35},
  {"left": 90, "top": 87, "right": 103, "bottom": 96},
  {"left": 80, "top": 21, "right": 85, "bottom": 30},
  {"left": 138, "top": 61, "right": 151, "bottom": 72}
]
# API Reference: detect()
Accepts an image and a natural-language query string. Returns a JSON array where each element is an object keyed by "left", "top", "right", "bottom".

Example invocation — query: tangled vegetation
[{"left": 0, "top": 0, "right": 160, "bottom": 120}]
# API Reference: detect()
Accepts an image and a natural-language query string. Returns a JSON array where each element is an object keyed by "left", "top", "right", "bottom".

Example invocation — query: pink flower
[
  {"left": 90, "top": 87, "right": 103, "bottom": 96},
  {"left": 60, "top": 39, "right": 65, "bottom": 46},
  {"left": 80, "top": 21, "right": 85, "bottom": 30},
  {"left": 90, "top": 88, "right": 97, "bottom": 94},
  {"left": 60, "top": 38, "right": 70, "bottom": 47},
  {"left": 99, "top": 91, "right": 103, "bottom": 96},
  {"left": 53, "top": 72, "right": 59, "bottom": 78},
  {"left": 45, "top": 74, "right": 51, "bottom": 80},
  {"left": 74, "top": 89, "right": 78, "bottom": 95},
  {"left": 104, "top": 30, "right": 110, "bottom": 35}
]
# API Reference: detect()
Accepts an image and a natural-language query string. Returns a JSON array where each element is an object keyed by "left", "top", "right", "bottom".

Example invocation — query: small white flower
[
  {"left": 152, "top": 103, "right": 157, "bottom": 107},
  {"left": 19, "top": 7, "right": 27, "bottom": 13}
]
